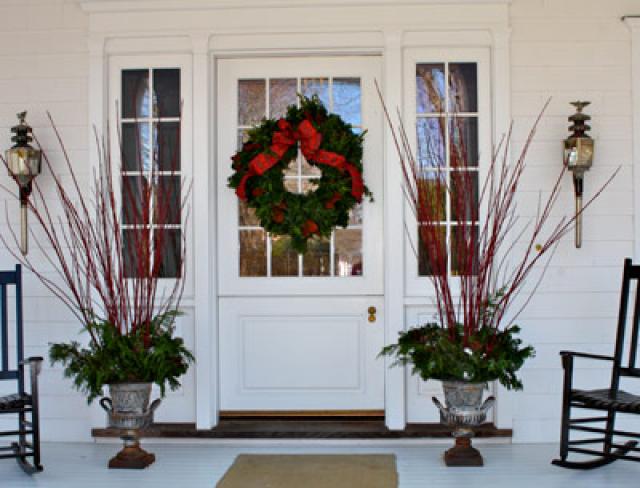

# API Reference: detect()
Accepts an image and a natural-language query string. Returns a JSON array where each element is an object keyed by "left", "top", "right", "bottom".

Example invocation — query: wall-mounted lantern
[
  {"left": 5, "top": 112, "right": 42, "bottom": 255},
  {"left": 563, "top": 101, "right": 594, "bottom": 248}
]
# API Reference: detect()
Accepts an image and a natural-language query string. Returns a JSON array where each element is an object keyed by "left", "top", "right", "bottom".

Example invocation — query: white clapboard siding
[{"left": 502, "top": 0, "right": 637, "bottom": 443}]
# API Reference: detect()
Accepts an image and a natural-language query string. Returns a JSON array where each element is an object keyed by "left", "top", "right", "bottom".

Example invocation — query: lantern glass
[
  {"left": 6, "top": 146, "right": 42, "bottom": 187},
  {"left": 564, "top": 138, "right": 593, "bottom": 172}
]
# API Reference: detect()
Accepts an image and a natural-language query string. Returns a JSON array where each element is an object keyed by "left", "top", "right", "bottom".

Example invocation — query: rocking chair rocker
[
  {"left": 0, "top": 265, "right": 43, "bottom": 474},
  {"left": 553, "top": 258, "right": 640, "bottom": 469}
]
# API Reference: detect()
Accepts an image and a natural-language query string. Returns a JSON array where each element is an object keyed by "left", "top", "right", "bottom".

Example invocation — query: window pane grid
[
  {"left": 416, "top": 113, "right": 478, "bottom": 118},
  {"left": 444, "top": 62, "right": 452, "bottom": 278},
  {"left": 237, "top": 76, "right": 363, "bottom": 277},
  {"left": 122, "top": 117, "right": 180, "bottom": 123},
  {"left": 416, "top": 61, "right": 479, "bottom": 277},
  {"left": 121, "top": 67, "right": 182, "bottom": 278}
]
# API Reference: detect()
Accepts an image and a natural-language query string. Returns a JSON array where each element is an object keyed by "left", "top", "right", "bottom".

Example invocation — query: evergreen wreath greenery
[{"left": 228, "top": 96, "right": 372, "bottom": 253}]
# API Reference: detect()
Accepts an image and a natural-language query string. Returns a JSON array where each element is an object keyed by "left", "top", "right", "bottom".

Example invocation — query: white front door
[{"left": 217, "top": 56, "right": 384, "bottom": 412}]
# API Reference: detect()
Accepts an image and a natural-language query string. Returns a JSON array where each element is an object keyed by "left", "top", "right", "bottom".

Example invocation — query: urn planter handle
[
  {"left": 148, "top": 399, "right": 161, "bottom": 415},
  {"left": 99, "top": 397, "right": 113, "bottom": 413},
  {"left": 480, "top": 396, "right": 496, "bottom": 413}
]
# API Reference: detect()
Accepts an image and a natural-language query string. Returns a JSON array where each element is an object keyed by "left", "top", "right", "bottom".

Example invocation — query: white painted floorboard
[{"left": 0, "top": 442, "right": 638, "bottom": 487}]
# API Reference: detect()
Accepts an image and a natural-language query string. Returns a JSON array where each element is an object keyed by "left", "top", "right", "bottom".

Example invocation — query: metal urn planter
[
  {"left": 432, "top": 381, "right": 495, "bottom": 467},
  {"left": 100, "top": 383, "right": 161, "bottom": 469}
]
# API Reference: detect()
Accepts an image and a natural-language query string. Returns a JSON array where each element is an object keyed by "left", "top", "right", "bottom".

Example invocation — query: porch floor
[{"left": 0, "top": 441, "right": 637, "bottom": 487}]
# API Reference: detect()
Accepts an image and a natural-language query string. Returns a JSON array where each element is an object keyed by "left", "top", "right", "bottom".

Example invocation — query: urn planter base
[
  {"left": 108, "top": 439, "right": 155, "bottom": 469},
  {"left": 444, "top": 437, "right": 483, "bottom": 467},
  {"left": 100, "top": 383, "right": 161, "bottom": 470}
]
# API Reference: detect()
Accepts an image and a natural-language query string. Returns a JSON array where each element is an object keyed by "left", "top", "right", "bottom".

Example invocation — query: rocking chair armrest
[
  {"left": 20, "top": 356, "right": 43, "bottom": 377},
  {"left": 22, "top": 356, "right": 44, "bottom": 363},
  {"left": 559, "top": 351, "right": 615, "bottom": 363}
]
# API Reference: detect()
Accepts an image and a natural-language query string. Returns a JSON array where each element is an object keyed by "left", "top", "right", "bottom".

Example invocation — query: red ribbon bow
[{"left": 235, "top": 118, "right": 364, "bottom": 202}]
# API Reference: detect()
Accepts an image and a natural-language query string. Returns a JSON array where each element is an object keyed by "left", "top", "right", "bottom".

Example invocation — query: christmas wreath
[{"left": 228, "top": 96, "right": 371, "bottom": 253}]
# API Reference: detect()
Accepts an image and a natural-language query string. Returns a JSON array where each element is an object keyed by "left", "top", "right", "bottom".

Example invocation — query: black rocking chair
[
  {"left": 553, "top": 258, "right": 640, "bottom": 469},
  {"left": 0, "top": 265, "right": 43, "bottom": 473}
]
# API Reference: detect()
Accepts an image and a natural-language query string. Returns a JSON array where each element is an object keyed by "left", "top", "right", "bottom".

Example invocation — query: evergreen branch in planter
[
  {"left": 380, "top": 322, "right": 534, "bottom": 390},
  {"left": 50, "top": 312, "right": 194, "bottom": 403}
]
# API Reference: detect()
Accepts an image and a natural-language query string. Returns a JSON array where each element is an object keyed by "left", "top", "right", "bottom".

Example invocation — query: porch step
[{"left": 92, "top": 419, "right": 511, "bottom": 439}]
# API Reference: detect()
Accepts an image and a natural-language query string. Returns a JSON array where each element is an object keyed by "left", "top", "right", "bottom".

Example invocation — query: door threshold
[
  {"left": 92, "top": 420, "right": 511, "bottom": 440},
  {"left": 219, "top": 410, "right": 385, "bottom": 419}
]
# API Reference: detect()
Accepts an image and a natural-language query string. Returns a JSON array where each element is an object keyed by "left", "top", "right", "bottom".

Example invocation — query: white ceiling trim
[{"left": 80, "top": 0, "right": 512, "bottom": 14}]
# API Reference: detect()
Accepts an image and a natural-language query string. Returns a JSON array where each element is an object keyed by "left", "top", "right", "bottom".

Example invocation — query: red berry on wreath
[
  {"left": 324, "top": 192, "right": 342, "bottom": 209},
  {"left": 242, "top": 142, "right": 260, "bottom": 152},
  {"left": 252, "top": 187, "right": 265, "bottom": 197},
  {"left": 272, "top": 209, "right": 285, "bottom": 224},
  {"left": 302, "top": 219, "right": 319, "bottom": 237}
]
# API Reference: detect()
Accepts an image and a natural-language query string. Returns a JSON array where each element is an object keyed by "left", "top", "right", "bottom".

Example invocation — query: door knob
[{"left": 368, "top": 306, "right": 377, "bottom": 323}]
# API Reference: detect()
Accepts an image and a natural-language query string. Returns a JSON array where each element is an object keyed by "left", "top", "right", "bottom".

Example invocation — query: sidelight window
[{"left": 120, "top": 67, "right": 182, "bottom": 278}]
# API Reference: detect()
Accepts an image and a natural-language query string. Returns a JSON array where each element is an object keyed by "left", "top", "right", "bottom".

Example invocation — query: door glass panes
[
  {"left": 415, "top": 62, "right": 479, "bottom": 277},
  {"left": 122, "top": 123, "right": 151, "bottom": 172},
  {"left": 416, "top": 64, "right": 445, "bottom": 113},
  {"left": 333, "top": 78, "right": 361, "bottom": 126},
  {"left": 236, "top": 77, "right": 364, "bottom": 277},
  {"left": 449, "top": 63, "right": 478, "bottom": 113},
  {"left": 240, "top": 230, "right": 267, "bottom": 277},
  {"left": 238, "top": 80, "right": 266, "bottom": 125},
  {"left": 122, "top": 70, "right": 149, "bottom": 118},
  {"left": 121, "top": 67, "right": 182, "bottom": 278},
  {"left": 269, "top": 78, "right": 297, "bottom": 118},
  {"left": 153, "top": 69, "right": 180, "bottom": 117},
  {"left": 271, "top": 235, "right": 299, "bottom": 276},
  {"left": 301, "top": 78, "right": 330, "bottom": 107}
]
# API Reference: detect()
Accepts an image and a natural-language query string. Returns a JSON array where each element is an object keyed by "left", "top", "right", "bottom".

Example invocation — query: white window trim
[
  {"left": 107, "top": 54, "right": 194, "bottom": 299},
  {"left": 624, "top": 16, "right": 640, "bottom": 261},
  {"left": 403, "top": 47, "right": 492, "bottom": 298}
]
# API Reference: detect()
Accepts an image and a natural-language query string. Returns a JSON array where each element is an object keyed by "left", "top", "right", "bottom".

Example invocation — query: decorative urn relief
[{"left": 100, "top": 383, "right": 161, "bottom": 469}]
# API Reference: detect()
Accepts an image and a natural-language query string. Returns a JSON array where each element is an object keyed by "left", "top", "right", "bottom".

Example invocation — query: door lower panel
[{"left": 219, "top": 296, "right": 384, "bottom": 411}]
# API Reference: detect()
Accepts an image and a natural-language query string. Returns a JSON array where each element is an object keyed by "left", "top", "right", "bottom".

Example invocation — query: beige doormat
[{"left": 216, "top": 454, "right": 398, "bottom": 488}]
